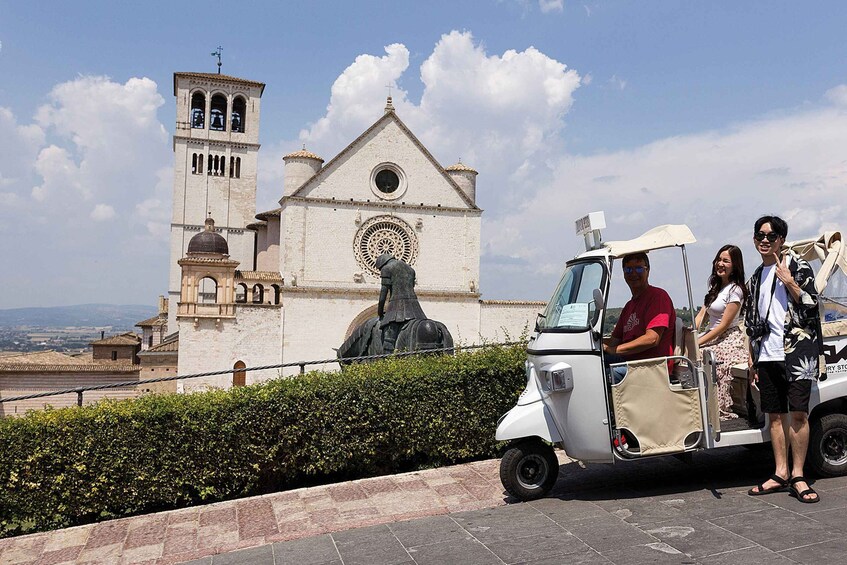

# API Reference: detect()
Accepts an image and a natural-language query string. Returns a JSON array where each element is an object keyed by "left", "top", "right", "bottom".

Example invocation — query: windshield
[
  {"left": 539, "top": 260, "right": 606, "bottom": 331},
  {"left": 823, "top": 267, "right": 847, "bottom": 321}
]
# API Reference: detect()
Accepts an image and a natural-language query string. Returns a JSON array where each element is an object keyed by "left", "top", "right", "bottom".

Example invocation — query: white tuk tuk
[{"left": 496, "top": 212, "right": 847, "bottom": 501}]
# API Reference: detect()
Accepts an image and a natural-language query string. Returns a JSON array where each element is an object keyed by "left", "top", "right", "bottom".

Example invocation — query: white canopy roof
[
  {"left": 604, "top": 224, "right": 697, "bottom": 258},
  {"left": 785, "top": 231, "right": 847, "bottom": 293}
]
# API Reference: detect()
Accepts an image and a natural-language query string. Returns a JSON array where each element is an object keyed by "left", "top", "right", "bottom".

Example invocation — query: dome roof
[
  {"left": 283, "top": 147, "right": 324, "bottom": 162},
  {"left": 445, "top": 161, "right": 478, "bottom": 174},
  {"left": 187, "top": 218, "right": 229, "bottom": 255}
]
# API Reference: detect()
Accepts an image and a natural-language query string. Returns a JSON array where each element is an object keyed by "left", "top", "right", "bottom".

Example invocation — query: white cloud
[
  {"left": 90, "top": 203, "right": 116, "bottom": 221},
  {"left": 539, "top": 0, "right": 564, "bottom": 13},
  {"left": 484, "top": 91, "right": 847, "bottom": 303},
  {"left": 0, "top": 75, "right": 172, "bottom": 307},
  {"left": 299, "top": 31, "right": 581, "bottom": 214},
  {"left": 609, "top": 74, "right": 627, "bottom": 90},
  {"left": 825, "top": 84, "right": 847, "bottom": 106}
]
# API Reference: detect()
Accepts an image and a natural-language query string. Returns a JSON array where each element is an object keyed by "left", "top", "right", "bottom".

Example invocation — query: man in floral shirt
[{"left": 745, "top": 215, "right": 823, "bottom": 503}]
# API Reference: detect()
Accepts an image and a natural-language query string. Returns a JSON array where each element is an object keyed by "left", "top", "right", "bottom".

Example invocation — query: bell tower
[{"left": 167, "top": 71, "right": 265, "bottom": 330}]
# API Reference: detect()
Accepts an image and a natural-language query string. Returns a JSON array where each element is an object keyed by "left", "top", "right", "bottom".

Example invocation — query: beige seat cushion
[{"left": 612, "top": 358, "right": 703, "bottom": 456}]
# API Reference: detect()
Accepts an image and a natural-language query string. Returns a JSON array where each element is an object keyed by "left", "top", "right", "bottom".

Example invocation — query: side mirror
[{"left": 592, "top": 288, "right": 605, "bottom": 311}]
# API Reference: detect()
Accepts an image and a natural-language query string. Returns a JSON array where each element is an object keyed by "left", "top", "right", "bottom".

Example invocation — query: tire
[
  {"left": 499, "top": 440, "right": 559, "bottom": 502},
  {"left": 809, "top": 413, "right": 847, "bottom": 477}
]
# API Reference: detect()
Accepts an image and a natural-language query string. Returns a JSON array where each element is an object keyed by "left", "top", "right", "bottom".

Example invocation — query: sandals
[
  {"left": 789, "top": 476, "right": 820, "bottom": 504},
  {"left": 748, "top": 474, "right": 788, "bottom": 496}
]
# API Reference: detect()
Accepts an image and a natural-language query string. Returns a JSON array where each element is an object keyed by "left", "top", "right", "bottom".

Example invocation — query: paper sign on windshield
[{"left": 557, "top": 303, "right": 589, "bottom": 327}]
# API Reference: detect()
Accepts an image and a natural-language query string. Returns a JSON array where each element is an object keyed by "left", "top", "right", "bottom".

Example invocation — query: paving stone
[
  {"left": 177, "top": 558, "right": 212, "bottom": 565},
  {"left": 198, "top": 506, "right": 236, "bottom": 529},
  {"left": 359, "top": 477, "right": 401, "bottom": 496},
  {"left": 804, "top": 506, "right": 847, "bottom": 532},
  {"left": 778, "top": 538, "right": 847, "bottom": 564},
  {"left": 236, "top": 499, "right": 278, "bottom": 539},
  {"left": 591, "top": 496, "right": 684, "bottom": 527},
  {"left": 653, "top": 488, "right": 772, "bottom": 520},
  {"left": 40, "top": 526, "right": 90, "bottom": 553},
  {"left": 125, "top": 515, "right": 168, "bottom": 550},
  {"left": 709, "top": 506, "right": 839, "bottom": 552},
  {"left": 512, "top": 547, "right": 611, "bottom": 564},
  {"left": 272, "top": 534, "right": 339, "bottom": 565},
  {"left": 642, "top": 517, "right": 751, "bottom": 559},
  {"left": 34, "top": 544, "right": 83, "bottom": 565},
  {"left": 485, "top": 530, "right": 590, "bottom": 564},
  {"left": 405, "top": 537, "right": 500, "bottom": 565},
  {"left": 387, "top": 515, "right": 468, "bottom": 548},
  {"left": 118, "top": 542, "right": 163, "bottom": 564},
  {"left": 702, "top": 545, "right": 796, "bottom": 564},
  {"left": 530, "top": 497, "right": 607, "bottom": 524},
  {"left": 562, "top": 514, "right": 657, "bottom": 552},
  {"left": 76, "top": 541, "right": 124, "bottom": 563},
  {"left": 600, "top": 542, "right": 698, "bottom": 564},
  {"left": 84, "top": 519, "right": 129, "bottom": 550},
  {"left": 211, "top": 543, "right": 273, "bottom": 565},
  {"left": 332, "top": 525, "right": 410, "bottom": 565},
  {"left": 452, "top": 503, "right": 562, "bottom": 543}
]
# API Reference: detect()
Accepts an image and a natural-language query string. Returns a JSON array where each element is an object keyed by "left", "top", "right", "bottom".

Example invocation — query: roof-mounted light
[{"left": 575, "top": 211, "right": 606, "bottom": 251}]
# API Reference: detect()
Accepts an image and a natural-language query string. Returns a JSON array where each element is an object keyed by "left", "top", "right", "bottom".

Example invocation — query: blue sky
[{"left": 1, "top": 1, "right": 846, "bottom": 309}]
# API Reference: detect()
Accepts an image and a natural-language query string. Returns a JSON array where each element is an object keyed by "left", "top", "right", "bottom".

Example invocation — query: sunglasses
[
  {"left": 623, "top": 266, "right": 648, "bottom": 275},
  {"left": 754, "top": 231, "right": 780, "bottom": 242}
]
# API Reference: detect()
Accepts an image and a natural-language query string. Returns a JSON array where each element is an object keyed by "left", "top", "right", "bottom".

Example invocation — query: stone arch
[
  {"left": 271, "top": 284, "right": 281, "bottom": 305},
  {"left": 252, "top": 284, "right": 264, "bottom": 304},
  {"left": 344, "top": 303, "right": 379, "bottom": 340},
  {"left": 190, "top": 91, "right": 206, "bottom": 128},
  {"left": 233, "top": 360, "right": 246, "bottom": 387},
  {"left": 235, "top": 283, "right": 248, "bottom": 303},
  {"left": 198, "top": 276, "right": 218, "bottom": 304},
  {"left": 231, "top": 96, "right": 246, "bottom": 133},
  {"left": 210, "top": 93, "right": 227, "bottom": 131}
]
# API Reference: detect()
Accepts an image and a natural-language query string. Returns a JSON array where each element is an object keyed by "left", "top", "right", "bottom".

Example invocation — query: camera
[{"left": 746, "top": 321, "right": 769, "bottom": 340}]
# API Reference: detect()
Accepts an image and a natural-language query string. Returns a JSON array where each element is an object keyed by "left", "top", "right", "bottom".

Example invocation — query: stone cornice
[
  {"left": 280, "top": 196, "right": 482, "bottom": 216},
  {"left": 174, "top": 135, "right": 260, "bottom": 150},
  {"left": 281, "top": 285, "right": 480, "bottom": 300}
]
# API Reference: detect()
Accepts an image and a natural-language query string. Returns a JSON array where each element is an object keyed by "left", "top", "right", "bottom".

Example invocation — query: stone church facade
[{"left": 168, "top": 72, "right": 543, "bottom": 390}]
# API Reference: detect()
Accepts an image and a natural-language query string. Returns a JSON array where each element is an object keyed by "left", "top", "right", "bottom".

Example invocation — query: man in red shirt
[{"left": 603, "top": 252, "right": 676, "bottom": 383}]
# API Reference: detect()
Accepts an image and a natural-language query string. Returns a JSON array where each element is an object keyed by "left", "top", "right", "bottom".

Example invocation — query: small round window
[
  {"left": 369, "top": 163, "right": 407, "bottom": 200},
  {"left": 375, "top": 169, "right": 400, "bottom": 194}
]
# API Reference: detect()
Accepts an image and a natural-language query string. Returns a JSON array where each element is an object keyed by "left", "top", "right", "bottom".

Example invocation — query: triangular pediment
[{"left": 286, "top": 112, "right": 478, "bottom": 210}]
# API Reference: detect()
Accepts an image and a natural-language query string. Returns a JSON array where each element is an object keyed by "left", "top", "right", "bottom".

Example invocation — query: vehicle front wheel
[
  {"left": 499, "top": 440, "right": 559, "bottom": 502},
  {"left": 809, "top": 413, "right": 847, "bottom": 477}
]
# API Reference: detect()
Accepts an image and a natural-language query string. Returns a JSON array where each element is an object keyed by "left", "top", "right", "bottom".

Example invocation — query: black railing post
[
  {"left": 77, "top": 390, "right": 83, "bottom": 407},
  {"left": 299, "top": 363, "right": 305, "bottom": 374}
]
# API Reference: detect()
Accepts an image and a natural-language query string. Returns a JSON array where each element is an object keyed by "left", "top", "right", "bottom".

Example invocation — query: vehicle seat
[{"left": 611, "top": 358, "right": 703, "bottom": 456}]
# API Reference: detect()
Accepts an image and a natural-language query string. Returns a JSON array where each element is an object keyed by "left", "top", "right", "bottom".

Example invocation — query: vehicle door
[{"left": 530, "top": 258, "right": 613, "bottom": 463}]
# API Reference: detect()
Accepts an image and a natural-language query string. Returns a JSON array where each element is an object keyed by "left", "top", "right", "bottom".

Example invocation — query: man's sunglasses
[
  {"left": 754, "top": 231, "right": 780, "bottom": 242},
  {"left": 623, "top": 266, "right": 648, "bottom": 275}
]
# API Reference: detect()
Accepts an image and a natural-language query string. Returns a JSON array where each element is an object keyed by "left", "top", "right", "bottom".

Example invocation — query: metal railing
[{"left": 0, "top": 341, "right": 524, "bottom": 408}]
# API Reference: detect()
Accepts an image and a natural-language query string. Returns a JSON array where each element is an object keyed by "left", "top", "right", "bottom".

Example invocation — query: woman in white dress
[{"left": 695, "top": 244, "right": 750, "bottom": 420}]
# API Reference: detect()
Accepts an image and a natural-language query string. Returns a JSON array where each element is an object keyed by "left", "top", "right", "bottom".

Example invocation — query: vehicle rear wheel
[
  {"left": 809, "top": 413, "right": 847, "bottom": 477},
  {"left": 500, "top": 440, "right": 559, "bottom": 502}
]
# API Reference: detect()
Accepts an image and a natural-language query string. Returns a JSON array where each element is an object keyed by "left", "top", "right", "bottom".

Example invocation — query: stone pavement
[{"left": 3, "top": 446, "right": 847, "bottom": 564}]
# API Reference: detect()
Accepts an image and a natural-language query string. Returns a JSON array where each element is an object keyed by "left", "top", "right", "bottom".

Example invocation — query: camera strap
[{"left": 759, "top": 268, "right": 778, "bottom": 329}]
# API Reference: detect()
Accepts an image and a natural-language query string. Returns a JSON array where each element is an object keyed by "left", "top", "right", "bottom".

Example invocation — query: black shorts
[{"left": 756, "top": 361, "right": 812, "bottom": 414}]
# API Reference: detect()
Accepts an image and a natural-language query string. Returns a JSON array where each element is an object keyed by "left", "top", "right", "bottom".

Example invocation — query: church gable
[{"left": 290, "top": 113, "right": 477, "bottom": 210}]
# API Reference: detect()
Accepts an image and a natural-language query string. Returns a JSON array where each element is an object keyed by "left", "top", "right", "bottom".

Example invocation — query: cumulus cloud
[
  {"left": 0, "top": 75, "right": 172, "bottom": 307},
  {"left": 90, "top": 203, "right": 116, "bottom": 221},
  {"left": 484, "top": 92, "right": 847, "bottom": 304},
  {"left": 539, "top": 0, "right": 564, "bottom": 13},
  {"left": 297, "top": 31, "right": 581, "bottom": 213}
]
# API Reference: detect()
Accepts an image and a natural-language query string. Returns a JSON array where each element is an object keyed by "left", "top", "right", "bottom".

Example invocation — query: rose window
[{"left": 354, "top": 216, "right": 418, "bottom": 275}]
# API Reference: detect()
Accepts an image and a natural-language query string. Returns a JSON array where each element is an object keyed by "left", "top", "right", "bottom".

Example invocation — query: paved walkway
[{"left": 3, "top": 447, "right": 847, "bottom": 564}]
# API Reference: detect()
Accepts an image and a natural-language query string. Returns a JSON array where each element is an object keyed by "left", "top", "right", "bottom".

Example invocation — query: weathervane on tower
[{"left": 211, "top": 46, "right": 223, "bottom": 74}]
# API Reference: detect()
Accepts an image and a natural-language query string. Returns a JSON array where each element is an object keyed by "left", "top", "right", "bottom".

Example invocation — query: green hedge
[{"left": 0, "top": 344, "right": 526, "bottom": 537}]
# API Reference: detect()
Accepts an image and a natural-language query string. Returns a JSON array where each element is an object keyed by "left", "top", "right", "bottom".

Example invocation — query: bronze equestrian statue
[{"left": 337, "top": 254, "right": 453, "bottom": 362}]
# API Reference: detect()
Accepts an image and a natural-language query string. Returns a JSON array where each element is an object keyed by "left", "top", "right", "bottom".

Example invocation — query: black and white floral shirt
[{"left": 744, "top": 253, "right": 823, "bottom": 381}]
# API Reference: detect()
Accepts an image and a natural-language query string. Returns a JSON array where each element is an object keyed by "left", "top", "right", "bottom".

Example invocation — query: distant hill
[{"left": 0, "top": 304, "right": 158, "bottom": 329}]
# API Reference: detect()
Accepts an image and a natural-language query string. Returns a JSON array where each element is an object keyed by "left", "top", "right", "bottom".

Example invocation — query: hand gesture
[{"left": 772, "top": 251, "right": 792, "bottom": 285}]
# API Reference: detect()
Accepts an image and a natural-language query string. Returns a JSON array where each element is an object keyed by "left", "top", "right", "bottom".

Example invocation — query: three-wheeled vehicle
[{"left": 496, "top": 212, "right": 847, "bottom": 501}]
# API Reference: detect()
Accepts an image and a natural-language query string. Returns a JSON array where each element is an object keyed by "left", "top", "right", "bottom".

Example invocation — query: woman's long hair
[{"left": 704, "top": 244, "right": 749, "bottom": 311}]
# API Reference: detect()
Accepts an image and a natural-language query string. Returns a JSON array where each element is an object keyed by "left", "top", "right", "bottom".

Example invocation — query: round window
[
  {"left": 375, "top": 169, "right": 399, "bottom": 194},
  {"left": 369, "top": 163, "right": 407, "bottom": 200}
]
